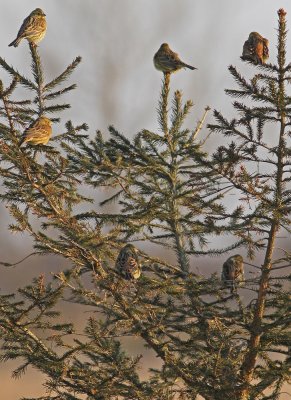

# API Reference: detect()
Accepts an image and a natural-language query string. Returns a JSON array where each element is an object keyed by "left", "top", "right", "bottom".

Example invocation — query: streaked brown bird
[
  {"left": 19, "top": 116, "right": 52, "bottom": 146},
  {"left": 241, "top": 32, "right": 269, "bottom": 64},
  {"left": 153, "top": 43, "right": 197, "bottom": 74},
  {"left": 9, "top": 8, "right": 47, "bottom": 47},
  {"left": 221, "top": 254, "right": 244, "bottom": 293},
  {"left": 116, "top": 244, "right": 141, "bottom": 281}
]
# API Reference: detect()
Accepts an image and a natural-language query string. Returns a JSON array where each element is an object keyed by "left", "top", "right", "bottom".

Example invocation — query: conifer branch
[
  {"left": 44, "top": 57, "right": 82, "bottom": 92},
  {"left": 158, "top": 73, "right": 170, "bottom": 137},
  {"left": 191, "top": 105, "right": 211, "bottom": 142},
  {"left": 0, "top": 57, "right": 36, "bottom": 90}
]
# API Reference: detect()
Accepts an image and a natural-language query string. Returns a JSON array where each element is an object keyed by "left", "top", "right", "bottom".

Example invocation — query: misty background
[{"left": 0, "top": 0, "right": 290, "bottom": 398}]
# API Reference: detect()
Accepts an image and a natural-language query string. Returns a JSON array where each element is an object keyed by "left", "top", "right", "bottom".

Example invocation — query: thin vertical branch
[
  {"left": 238, "top": 9, "right": 287, "bottom": 399},
  {"left": 29, "top": 43, "right": 45, "bottom": 115},
  {"left": 2, "top": 96, "right": 15, "bottom": 134},
  {"left": 0, "top": 77, "right": 18, "bottom": 135},
  {"left": 191, "top": 106, "right": 211, "bottom": 142},
  {"left": 158, "top": 72, "right": 170, "bottom": 137}
]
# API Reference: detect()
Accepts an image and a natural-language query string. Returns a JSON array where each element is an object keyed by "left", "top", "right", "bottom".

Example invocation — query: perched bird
[
  {"left": 221, "top": 254, "right": 244, "bottom": 293},
  {"left": 116, "top": 244, "right": 141, "bottom": 281},
  {"left": 9, "top": 8, "right": 47, "bottom": 47},
  {"left": 241, "top": 32, "right": 269, "bottom": 64},
  {"left": 153, "top": 43, "right": 197, "bottom": 74},
  {"left": 19, "top": 116, "right": 52, "bottom": 146}
]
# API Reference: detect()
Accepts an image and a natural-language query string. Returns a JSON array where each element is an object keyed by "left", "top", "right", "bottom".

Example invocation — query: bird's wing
[
  {"left": 23, "top": 120, "right": 50, "bottom": 141},
  {"left": 242, "top": 38, "right": 254, "bottom": 58},
  {"left": 155, "top": 49, "right": 181, "bottom": 67},
  {"left": 24, "top": 127, "right": 45, "bottom": 141},
  {"left": 16, "top": 15, "right": 34, "bottom": 39},
  {"left": 18, "top": 15, "right": 44, "bottom": 39},
  {"left": 167, "top": 50, "right": 182, "bottom": 65},
  {"left": 221, "top": 261, "right": 230, "bottom": 280},
  {"left": 225, "top": 260, "right": 237, "bottom": 280},
  {"left": 23, "top": 120, "right": 39, "bottom": 136},
  {"left": 263, "top": 39, "right": 269, "bottom": 59}
]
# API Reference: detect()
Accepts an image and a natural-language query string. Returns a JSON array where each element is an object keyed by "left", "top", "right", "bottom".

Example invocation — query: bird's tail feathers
[
  {"left": 9, "top": 37, "right": 21, "bottom": 47},
  {"left": 182, "top": 62, "right": 197, "bottom": 70}
]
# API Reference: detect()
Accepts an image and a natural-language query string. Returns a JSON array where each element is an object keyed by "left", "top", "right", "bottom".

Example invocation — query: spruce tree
[
  {"left": 207, "top": 8, "right": 291, "bottom": 399},
  {"left": 0, "top": 8, "right": 289, "bottom": 400}
]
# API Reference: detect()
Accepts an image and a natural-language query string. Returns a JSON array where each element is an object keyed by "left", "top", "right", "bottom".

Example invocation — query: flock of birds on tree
[{"left": 7, "top": 8, "right": 266, "bottom": 292}]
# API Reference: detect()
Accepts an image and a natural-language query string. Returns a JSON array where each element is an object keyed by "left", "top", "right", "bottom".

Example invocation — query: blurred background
[{"left": 0, "top": 0, "right": 290, "bottom": 398}]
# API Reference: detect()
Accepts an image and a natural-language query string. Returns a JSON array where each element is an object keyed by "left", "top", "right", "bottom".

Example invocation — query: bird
[
  {"left": 221, "top": 254, "right": 244, "bottom": 293},
  {"left": 9, "top": 8, "right": 47, "bottom": 47},
  {"left": 241, "top": 32, "right": 269, "bottom": 64},
  {"left": 19, "top": 116, "right": 52, "bottom": 146},
  {"left": 115, "top": 244, "right": 141, "bottom": 281},
  {"left": 153, "top": 43, "right": 197, "bottom": 74}
]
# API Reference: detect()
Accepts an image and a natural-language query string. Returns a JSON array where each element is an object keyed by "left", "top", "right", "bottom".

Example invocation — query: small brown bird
[
  {"left": 116, "top": 244, "right": 141, "bottom": 281},
  {"left": 241, "top": 32, "right": 269, "bottom": 64},
  {"left": 19, "top": 116, "right": 52, "bottom": 146},
  {"left": 221, "top": 254, "right": 244, "bottom": 293},
  {"left": 9, "top": 8, "right": 47, "bottom": 47},
  {"left": 153, "top": 43, "right": 197, "bottom": 74}
]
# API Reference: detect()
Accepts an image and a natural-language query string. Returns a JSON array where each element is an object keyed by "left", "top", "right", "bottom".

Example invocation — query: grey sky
[{"left": 1, "top": 0, "right": 288, "bottom": 135}]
